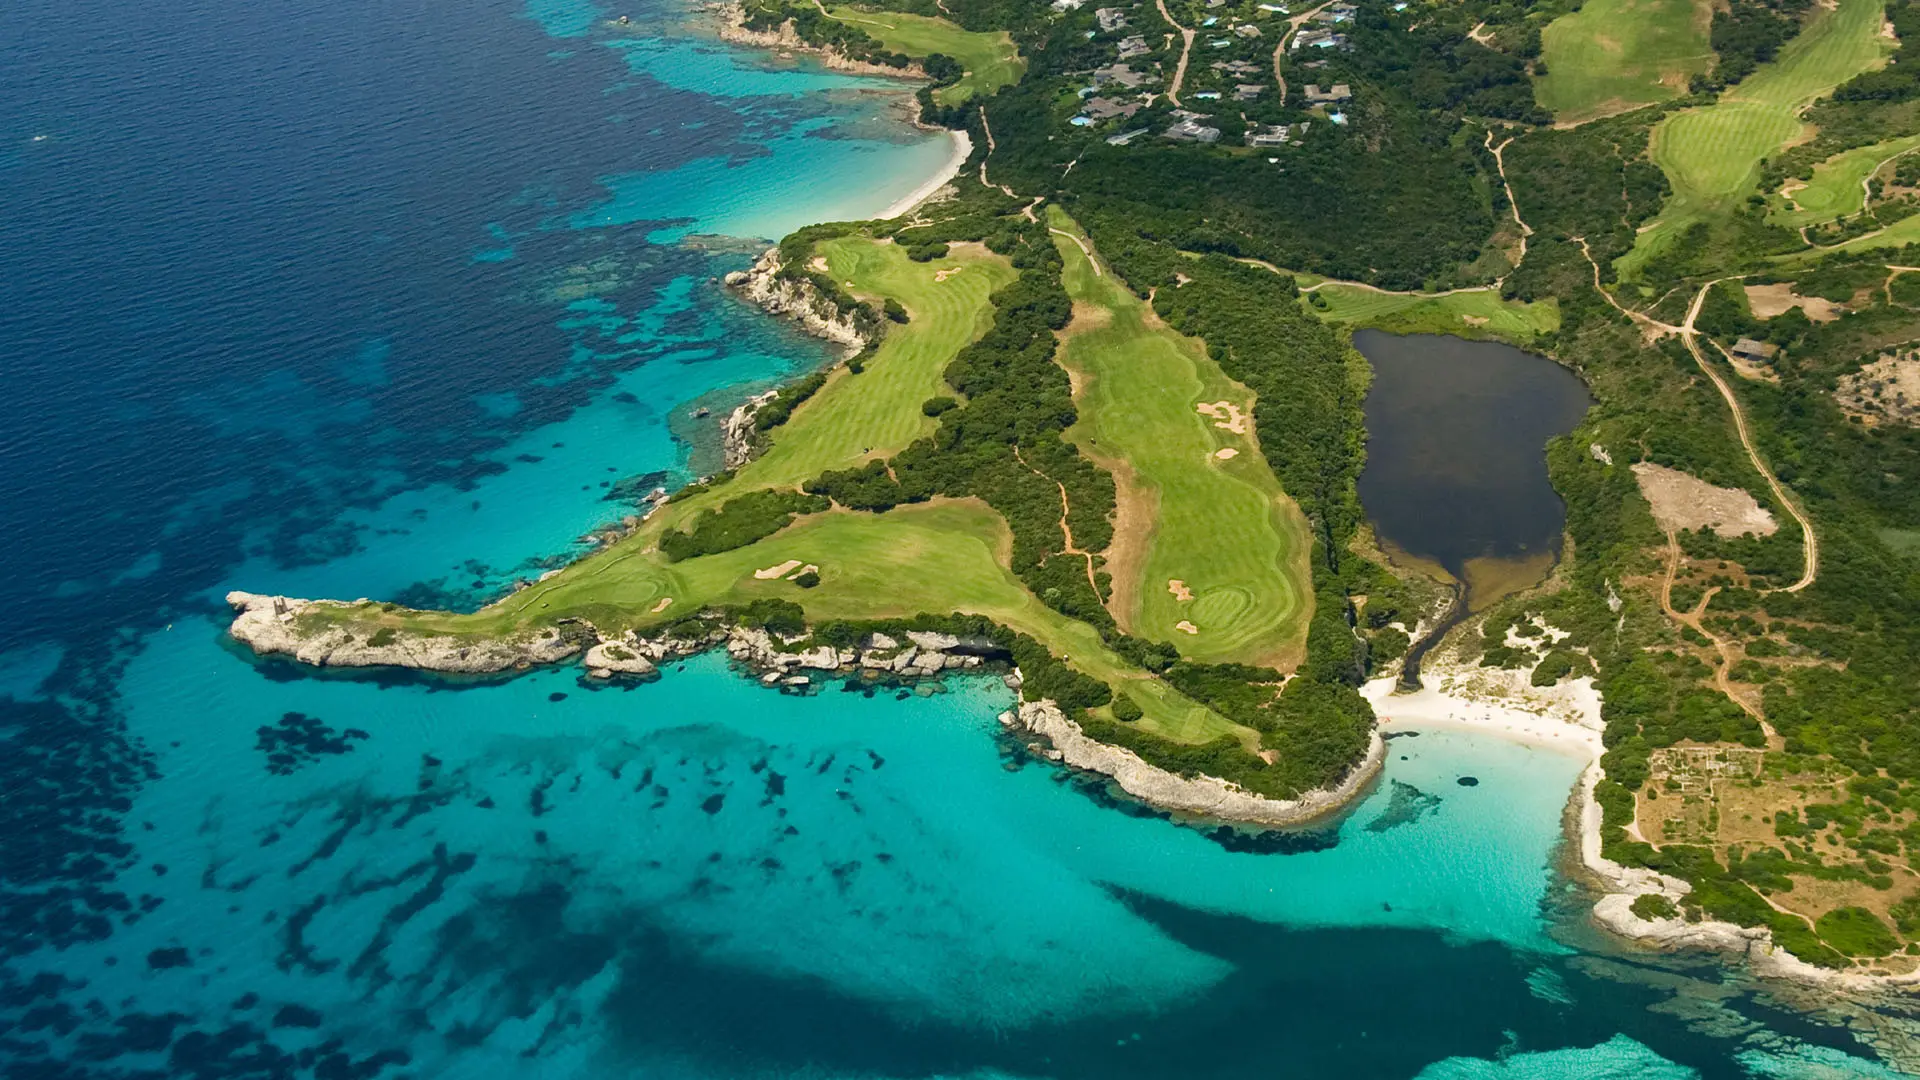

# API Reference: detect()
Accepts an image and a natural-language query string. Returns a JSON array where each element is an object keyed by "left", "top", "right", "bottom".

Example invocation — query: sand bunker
[
  {"left": 1176, "top": 620, "right": 1199, "bottom": 635},
  {"left": 651, "top": 597, "right": 673, "bottom": 614},
  {"left": 808, "top": 256, "right": 830, "bottom": 274},
  {"left": 1195, "top": 400, "right": 1249, "bottom": 434},
  {"left": 1167, "top": 579, "right": 1194, "bottom": 602},
  {"left": 934, "top": 266, "right": 964, "bottom": 282},
  {"left": 753, "top": 559, "right": 805, "bottom": 580},
  {"left": 1745, "top": 282, "right": 1840, "bottom": 323},
  {"left": 1631, "top": 463, "right": 1778, "bottom": 538},
  {"left": 792, "top": 563, "right": 819, "bottom": 578},
  {"left": 1837, "top": 350, "right": 1920, "bottom": 425},
  {"left": 1213, "top": 448, "right": 1239, "bottom": 460}
]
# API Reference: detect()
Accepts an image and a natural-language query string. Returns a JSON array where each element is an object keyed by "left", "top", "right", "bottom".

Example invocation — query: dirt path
[
  {"left": 1486, "top": 131, "right": 1533, "bottom": 265},
  {"left": 1658, "top": 528, "right": 1777, "bottom": 741},
  {"left": 1049, "top": 228, "right": 1101, "bottom": 275},
  {"left": 1156, "top": 0, "right": 1197, "bottom": 106},
  {"left": 1572, "top": 238, "right": 1682, "bottom": 335},
  {"left": 1013, "top": 446, "right": 1102, "bottom": 595},
  {"left": 1271, "top": 0, "right": 1335, "bottom": 105},
  {"left": 977, "top": 105, "right": 1017, "bottom": 198},
  {"left": 1679, "top": 280, "right": 1820, "bottom": 594}
]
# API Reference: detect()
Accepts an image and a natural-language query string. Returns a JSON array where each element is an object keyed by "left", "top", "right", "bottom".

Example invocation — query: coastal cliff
[
  {"left": 723, "top": 247, "right": 868, "bottom": 352},
  {"left": 224, "top": 593, "right": 1384, "bottom": 829}
]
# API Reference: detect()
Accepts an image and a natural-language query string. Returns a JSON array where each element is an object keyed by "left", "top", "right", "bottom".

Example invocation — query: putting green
[
  {"left": 1535, "top": 0, "right": 1715, "bottom": 125},
  {"left": 1048, "top": 209, "right": 1314, "bottom": 668},
  {"left": 1770, "top": 134, "right": 1920, "bottom": 227},
  {"left": 1625, "top": 0, "right": 1894, "bottom": 274}
]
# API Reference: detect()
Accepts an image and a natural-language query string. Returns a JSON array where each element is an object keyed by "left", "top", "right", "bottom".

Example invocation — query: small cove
[{"left": 1352, "top": 331, "right": 1593, "bottom": 682}]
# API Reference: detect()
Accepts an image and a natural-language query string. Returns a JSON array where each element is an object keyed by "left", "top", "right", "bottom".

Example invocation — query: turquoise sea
[{"left": 1, "top": 0, "right": 1915, "bottom": 1074}]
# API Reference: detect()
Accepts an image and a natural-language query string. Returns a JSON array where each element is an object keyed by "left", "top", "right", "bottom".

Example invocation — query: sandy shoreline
[
  {"left": 1364, "top": 677, "right": 1603, "bottom": 757},
  {"left": 877, "top": 129, "right": 972, "bottom": 220}
]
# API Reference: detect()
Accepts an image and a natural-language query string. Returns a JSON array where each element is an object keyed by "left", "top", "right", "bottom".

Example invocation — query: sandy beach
[
  {"left": 878, "top": 129, "right": 972, "bottom": 220},
  {"left": 1364, "top": 675, "right": 1603, "bottom": 758}
]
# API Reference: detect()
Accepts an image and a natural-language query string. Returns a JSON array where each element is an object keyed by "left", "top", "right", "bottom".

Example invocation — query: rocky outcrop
[
  {"left": 226, "top": 592, "right": 583, "bottom": 674},
  {"left": 723, "top": 248, "right": 866, "bottom": 353},
  {"left": 713, "top": 3, "right": 929, "bottom": 80},
  {"left": 1004, "top": 698, "right": 1387, "bottom": 828},
  {"left": 722, "top": 389, "right": 781, "bottom": 470},
  {"left": 723, "top": 626, "right": 989, "bottom": 679}
]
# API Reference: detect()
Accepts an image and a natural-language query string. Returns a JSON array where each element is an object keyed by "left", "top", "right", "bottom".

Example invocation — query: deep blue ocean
[{"left": 2, "top": 0, "right": 1915, "bottom": 1075}]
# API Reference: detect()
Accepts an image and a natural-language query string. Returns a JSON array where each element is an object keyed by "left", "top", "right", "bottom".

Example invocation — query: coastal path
[
  {"left": 1657, "top": 527, "right": 1778, "bottom": 742},
  {"left": 1156, "top": 0, "right": 1196, "bottom": 107},
  {"left": 1486, "top": 131, "right": 1533, "bottom": 265}
]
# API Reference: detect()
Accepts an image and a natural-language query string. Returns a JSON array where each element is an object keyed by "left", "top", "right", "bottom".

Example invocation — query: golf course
[
  {"left": 1048, "top": 210, "right": 1314, "bottom": 668},
  {"left": 1769, "top": 134, "right": 1920, "bottom": 227},
  {"left": 1623, "top": 0, "right": 1894, "bottom": 273},
  {"left": 280, "top": 230, "right": 1281, "bottom": 750},
  {"left": 824, "top": 6, "right": 1023, "bottom": 105},
  {"left": 1535, "top": 0, "right": 1714, "bottom": 124}
]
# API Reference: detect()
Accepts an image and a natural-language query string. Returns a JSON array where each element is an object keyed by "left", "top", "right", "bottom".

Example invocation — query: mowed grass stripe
[
  {"left": 733, "top": 238, "right": 1014, "bottom": 496},
  {"left": 1626, "top": 0, "right": 1893, "bottom": 271},
  {"left": 1536, "top": 0, "right": 1714, "bottom": 124},
  {"left": 1049, "top": 210, "right": 1313, "bottom": 668},
  {"left": 1306, "top": 285, "right": 1560, "bottom": 341}
]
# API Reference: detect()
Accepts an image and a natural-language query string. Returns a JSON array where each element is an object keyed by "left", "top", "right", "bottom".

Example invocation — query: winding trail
[
  {"left": 1657, "top": 528, "right": 1776, "bottom": 740},
  {"left": 1156, "top": 0, "right": 1196, "bottom": 106},
  {"left": 1014, "top": 446, "right": 1102, "bottom": 595},
  {"left": 977, "top": 105, "right": 1016, "bottom": 198},
  {"left": 1679, "top": 281, "right": 1820, "bottom": 594},
  {"left": 1486, "top": 132, "right": 1533, "bottom": 265},
  {"left": 1271, "top": 1, "right": 1335, "bottom": 105}
]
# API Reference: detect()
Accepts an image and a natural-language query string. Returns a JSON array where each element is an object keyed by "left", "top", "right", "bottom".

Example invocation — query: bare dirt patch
[
  {"left": 1195, "top": 399, "right": 1249, "bottom": 434},
  {"left": 1836, "top": 349, "right": 1920, "bottom": 425},
  {"left": 1745, "top": 282, "right": 1840, "bottom": 322},
  {"left": 1632, "top": 462, "right": 1778, "bottom": 537},
  {"left": 1168, "top": 578, "right": 1194, "bottom": 602}
]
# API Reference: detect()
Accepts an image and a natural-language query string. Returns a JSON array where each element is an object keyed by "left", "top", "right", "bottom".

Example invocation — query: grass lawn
[
  {"left": 824, "top": 6, "right": 1023, "bottom": 105},
  {"left": 1535, "top": 0, "right": 1714, "bottom": 125},
  {"left": 1770, "top": 134, "right": 1920, "bottom": 227},
  {"left": 1624, "top": 0, "right": 1893, "bottom": 275},
  {"left": 727, "top": 237, "right": 1014, "bottom": 499},
  {"left": 293, "top": 228, "right": 1255, "bottom": 748},
  {"left": 1305, "top": 285, "right": 1561, "bottom": 342},
  {"left": 1049, "top": 209, "right": 1313, "bottom": 669}
]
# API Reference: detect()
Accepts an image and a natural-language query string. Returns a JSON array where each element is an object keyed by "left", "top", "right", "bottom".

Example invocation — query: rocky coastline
[
  {"left": 723, "top": 248, "right": 869, "bottom": 353},
  {"left": 225, "top": 591, "right": 1380, "bottom": 829},
  {"left": 1005, "top": 700, "right": 1388, "bottom": 828}
]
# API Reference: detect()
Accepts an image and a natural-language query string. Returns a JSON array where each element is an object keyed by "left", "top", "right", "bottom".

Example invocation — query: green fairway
[
  {"left": 1535, "top": 0, "right": 1714, "bottom": 124},
  {"left": 1304, "top": 284, "right": 1561, "bottom": 341},
  {"left": 1770, "top": 135, "right": 1920, "bottom": 226},
  {"left": 1782, "top": 208, "right": 1920, "bottom": 256},
  {"left": 1624, "top": 0, "right": 1893, "bottom": 273},
  {"left": 716, "top": 237, "right": 1014, "bottom": 499},
  {"left": 291, "top": 228, "right": 1256, "bottom": 748},
  {"left": 1049, "top": 211, "right": 1313, "bottom": 668},
  {"left": 825, "top": 7, "right": 1024, "bottom": 105}
]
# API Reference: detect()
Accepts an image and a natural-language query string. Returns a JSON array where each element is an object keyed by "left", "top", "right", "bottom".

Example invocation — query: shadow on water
[{"left": 1351, "top": 331, "right": 1592, "bottom": 687}]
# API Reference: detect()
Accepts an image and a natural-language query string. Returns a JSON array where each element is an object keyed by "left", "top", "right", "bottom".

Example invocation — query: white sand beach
[{"left": 879, "top": 129, "right": 972, "bottom": 220}]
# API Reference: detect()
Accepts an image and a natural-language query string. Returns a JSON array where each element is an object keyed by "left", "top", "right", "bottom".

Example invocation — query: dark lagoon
[{"left": 1355, "top": 330, "right": 1593, "bottom": 603}]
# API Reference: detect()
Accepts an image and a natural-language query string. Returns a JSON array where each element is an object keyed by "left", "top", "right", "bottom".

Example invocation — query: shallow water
[{"left": 1, "top": 0, "right": 1912, "bottom": 1074}]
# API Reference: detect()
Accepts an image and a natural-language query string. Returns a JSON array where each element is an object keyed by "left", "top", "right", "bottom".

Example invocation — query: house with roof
[
  {"left": 1117, "top": 34, "right": 1152, "bottom": 57},
  {"left": 1107, "top": 127, "right": 1152, "bottom": 145},
  {"left": 1732, "top": 338, "right": 1781, "bottom": 364},
  {"left": 1291, "top": 28, "right": 1349, "bottom": 49},
  {"left": 1235, "top": 83, "right": 1266, "bottom": 100},
  {"left": 1302, "top": 82, "right": 1351, "bottom": 104},
  {"left": 1078, "top": 96, "right": 1142, "bottom": 121},
  {"left": 1164, "top": 111, "right": 1221, "bottom": 142},
  {"left": 1095, "top": 6, "right": 1129, "bottom": 31},
  {"left": 1234, "top": 22, "right": 1262, "bottom": 36},
  {"left": 1092, "top": 62, "right": 1152, "bottom": 88}
]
